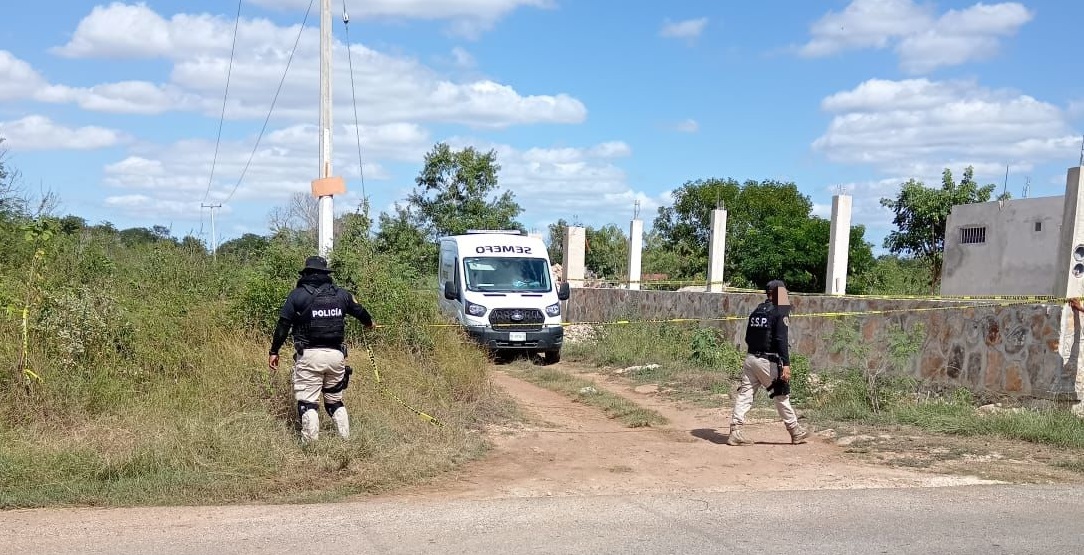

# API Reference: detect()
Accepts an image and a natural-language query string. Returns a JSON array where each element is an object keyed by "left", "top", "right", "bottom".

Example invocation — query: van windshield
[{"left": 464, "top": 257, "right": 552, "bottom": 293}]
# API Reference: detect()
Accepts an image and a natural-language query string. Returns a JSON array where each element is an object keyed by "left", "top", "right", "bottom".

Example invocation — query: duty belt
[{"left": 749, "top": 351, "right": 780, "bottom": 362}]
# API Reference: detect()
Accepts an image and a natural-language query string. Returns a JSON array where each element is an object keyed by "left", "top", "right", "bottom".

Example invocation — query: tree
[
  {"left": 546, "top": 218, "right": 568, "bottom": 263},
  {"left": 406, "top": 142, "right": 523, "bottom": 239},
  {"left": 880, "top": 166, "right": 1005, "bottom": 290},
  {"left": 217, "top": 233, "right": 269, "bottom": 261},
  {"left": 0, "top": 138, "right": 25, "bottom": 219},
  {"left": 545, "top": 218, "right": 629, "bottom": 279},
  {"left": 374, "top": 204, "right": 433, "bottom": 276},
  {"left": 651, "top": 178, "right": 875, "bottom": 292},
  {"left": 268, "top": 192, "right": 318, "bottom": 240},
  {"left": 585, "top": 224, "right": 628, "bottom": 279}
]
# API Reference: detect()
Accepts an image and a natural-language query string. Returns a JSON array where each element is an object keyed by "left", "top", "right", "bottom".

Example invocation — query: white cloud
[
  {"left": 104, "top": 195, "right": 199, "bottom": 220},
  {"left": 660, "top": 17, "right": 708, "bottom": 40},
  {"left": 800, "top": 0, "right": 1032, "bottom": 73},
  {"left": 673, "top": 119, "right": 699, "bottom": 133},
  {"left": 247, "top": 0, "right": 550, "bottom": 21},
  {"left": 102, "top": 121, "right": 421, "bottom": 207},
  {"left": 0, "top": 50, "right": 48, "bottom": 101},
  {"left": 45, "top": 4, "right": 585, "bottom": 127},
  {"left": 813, "top": 78, "right": 1080, "bottom": 177},
  {"left": 441, "top": 137, "right": 658, "bottom": 227},
  {"left": 249, "top": 0, "right": 552, "bottom": 39},
  {"left": 451, "top": 47, "right": 476, "bottom": 68},
  {"left": 0, "top": 116, "right": 125, "bottom": 151}
]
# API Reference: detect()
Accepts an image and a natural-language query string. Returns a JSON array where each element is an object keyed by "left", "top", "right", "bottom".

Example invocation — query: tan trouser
[
  {"left": 292, "top": 347, "right": 348, "bottom": 405},
  {"left": 730, "top": 354, "right": 799, "bottom": 429}
]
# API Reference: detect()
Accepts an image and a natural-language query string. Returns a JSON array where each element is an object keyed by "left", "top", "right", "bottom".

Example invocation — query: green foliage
[
  {"left": 407, "top": 142, "right": 524, "bottom": 239},
  {"left": 650, "top": 178, "right": 875, "bottom": 292},
  {"left": 851, "top": 255, "right": 934, "bottom": 296},
  {"left": 373, "top": 205, "right": 435, "bottom": 277},
  {"left": 820, "top": 318, "right": 925, "bottom": 415},
  {"left": 217, "top": 233, "right": 270, "bottom": 262},
  {"left": 547, "top": 218, "right": 629, "bottom": 279},
  {"left": 0, "top": 187, "right": 502, "bottom": 506},
  {"left": 880, "top": 166, "right": 1007, "bottom": 289}
]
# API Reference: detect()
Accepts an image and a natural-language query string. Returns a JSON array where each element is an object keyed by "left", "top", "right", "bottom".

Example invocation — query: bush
[{"left": 0, "top": 213, "right": 502, "bottom": 507}]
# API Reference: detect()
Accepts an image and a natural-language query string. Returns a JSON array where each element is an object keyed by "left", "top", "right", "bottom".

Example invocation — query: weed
[{"left": 0, "top": 213, "right": 506, "bottom": 508}]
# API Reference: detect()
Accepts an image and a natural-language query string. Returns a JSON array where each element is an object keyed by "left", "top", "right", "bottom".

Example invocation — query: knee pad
[
  {"left": 297, "top": 400, "right": 319, "bottom": 419},
  {"left": 325, "top": 401, "right": 344, "bottom": 416}
]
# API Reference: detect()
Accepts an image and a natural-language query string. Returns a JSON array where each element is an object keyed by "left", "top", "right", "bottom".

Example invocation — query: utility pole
[
  {"left": 312, "top": 0, "right": 342, "bottom": 258},
  {"left": 201, "top": 203, "right": 222, "bottom": 261}
]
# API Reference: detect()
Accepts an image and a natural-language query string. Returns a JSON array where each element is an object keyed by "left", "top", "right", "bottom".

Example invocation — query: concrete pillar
[
  {"left": 627, "top": 219, "right": 643, "bottom": 290},
  {"left": 562, "top": 225, "right": 586, "bottom": 288},
  {"left": 826, "top": 194, "right": 853, "bottom": 295},
  {"left": 706, "top": 209, "right": 727, "bottom": 292},
  {"left": 1055, "top": 168, "right": 1084, "bottom": 300},
  {"left": 1054, "top": 167, "right": 1084, "bottom": 412}
]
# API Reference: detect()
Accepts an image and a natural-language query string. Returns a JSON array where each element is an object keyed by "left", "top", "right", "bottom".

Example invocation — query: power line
[
  {"left": 203, "top": 0, "right": 243, "bottom": 204},
  {"left": 222, "top": 0, "right": 316, "bottom": 205},
  {"left": 342, "top": 0, "right": 368, "bottom": 202}
]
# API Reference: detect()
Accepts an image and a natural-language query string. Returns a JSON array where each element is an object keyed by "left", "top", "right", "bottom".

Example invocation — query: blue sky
[{"left": 1, "top": 0, "right": 1082, "bottom": 252}]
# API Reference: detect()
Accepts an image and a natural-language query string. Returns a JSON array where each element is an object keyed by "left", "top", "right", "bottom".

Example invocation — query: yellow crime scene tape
[
  {"left": 369, "top": 296, "right": 1067, "bottom": 331},
  {"left": 363, "top": 337, "right": 443, "bottom": 427},
  {"left": 351, "top": 293, "right": 1078, "bottom": 423},
  {"left": 583, "top": 278, "right": 1062, "bottom": 302}
]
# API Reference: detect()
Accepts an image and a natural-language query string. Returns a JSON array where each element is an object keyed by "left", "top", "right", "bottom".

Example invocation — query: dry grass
[{"left": 0, "top": 328, "right": 513, "bottom": 508}]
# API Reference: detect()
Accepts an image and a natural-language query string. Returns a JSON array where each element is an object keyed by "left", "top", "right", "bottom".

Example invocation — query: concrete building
[
  {"left": 941, "top": 167, "right": 1084, "bottom": 298},
  {"left": 941, "top": 195, "right": 1063, "bottom": 296}
]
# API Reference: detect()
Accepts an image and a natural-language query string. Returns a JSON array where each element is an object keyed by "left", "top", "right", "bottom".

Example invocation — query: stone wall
[{"left": 566, "top": 288, "right": 1082, "bottom": 403}]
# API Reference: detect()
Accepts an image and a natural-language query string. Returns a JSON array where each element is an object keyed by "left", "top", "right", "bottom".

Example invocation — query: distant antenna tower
[
  {"left": 1079, "top": 134, "right": 1084, "bottom": 166},
  {"left": 1023, "top": 176, "right": 1031, "bottom": 199},
  {"left": 1002, "top": 164, "right": 1010, "bottom": 197}
]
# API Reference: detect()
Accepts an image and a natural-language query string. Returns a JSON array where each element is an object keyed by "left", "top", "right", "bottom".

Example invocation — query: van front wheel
[{"left": 543, "top": 349, "right": 561, "bottom": 365}]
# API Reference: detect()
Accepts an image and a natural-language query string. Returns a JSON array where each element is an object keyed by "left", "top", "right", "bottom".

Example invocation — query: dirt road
[{"left": 383, "top": 362, "right": 1011, "bottom": 502}]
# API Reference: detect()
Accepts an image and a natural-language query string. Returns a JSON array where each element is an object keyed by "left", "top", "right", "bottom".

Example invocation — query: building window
[
  {"left": 1035, "top": 221, "right": 1042, "bottom": 232},
  {"left": 961, "top": 226, "right": 986, "bottom": 244}
]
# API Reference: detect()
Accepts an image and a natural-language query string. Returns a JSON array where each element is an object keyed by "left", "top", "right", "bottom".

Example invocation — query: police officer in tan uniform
[
  {"left": 269, "top": 256, "right": 374, "bottom": 443},
  {"left": 727, "top": 279, "right": 809, "bottom": 446}
]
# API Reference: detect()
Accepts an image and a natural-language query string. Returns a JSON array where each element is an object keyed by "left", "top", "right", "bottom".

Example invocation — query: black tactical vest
[
  {"left": 745, "top": 301, "right": 775, "bottom": 353},
  {"left": 296, "top": 284, "right": 347, "bottom": 349}
]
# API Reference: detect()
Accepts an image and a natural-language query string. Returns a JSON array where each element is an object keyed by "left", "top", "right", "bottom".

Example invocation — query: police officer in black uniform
[
  {"left": 269, "top": 255, "right": 374, "bottom": 443},
  {"left": 726, "top": 279, "right": 809, "bottom": 445}
]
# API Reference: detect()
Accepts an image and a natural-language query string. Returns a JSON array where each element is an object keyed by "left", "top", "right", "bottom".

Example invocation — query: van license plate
[{"left": 509, "top": 332, "right": 526, "bottom": 342}]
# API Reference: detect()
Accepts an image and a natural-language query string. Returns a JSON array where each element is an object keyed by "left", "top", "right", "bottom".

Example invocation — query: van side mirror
[
  {"left": 443, "top": 280, "right": 458, "bottom": 301},
  {"left": 557, "top": 282, "right": 570, "bottom": 301}
]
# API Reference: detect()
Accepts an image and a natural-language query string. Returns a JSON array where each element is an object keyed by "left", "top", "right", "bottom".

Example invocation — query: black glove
[{"left": 767, "top": 377, "right": 790, "bottom": 399}]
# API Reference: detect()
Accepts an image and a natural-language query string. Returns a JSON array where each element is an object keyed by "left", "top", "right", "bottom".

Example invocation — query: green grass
[
  {"left": 0, "top": 223, "right": 514, "bottom": 508},
  {"left": 809, "top": 371, "right": 1084, "bottom": 451},
  {"left": 507, "top": 364, "right": 668, "bottom": 428},
  {"left": 0, "top": 331, "right": 513, "bottom": 508},
  {"left": 566, "top": 322, "right": 815, "bottom": 406},
  {"left": 567, "top": 321, "right": 1084, "bottom": 452}
]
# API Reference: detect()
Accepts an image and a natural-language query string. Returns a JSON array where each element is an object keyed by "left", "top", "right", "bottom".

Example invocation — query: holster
[
  {"left": 323, "top": 365, "right": 353, "bottom": 394},
  {"left": 767, "top": 377, "right": 790, "bottom": 399}
]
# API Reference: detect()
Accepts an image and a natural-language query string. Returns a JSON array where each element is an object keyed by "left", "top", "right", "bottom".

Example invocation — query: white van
[{"left": 438, "top": 230, "right": 571, "bottom": 363}]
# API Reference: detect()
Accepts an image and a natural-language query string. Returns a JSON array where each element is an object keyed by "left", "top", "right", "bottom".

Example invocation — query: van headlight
[
  {"left": 466, "top": 301, "right": 488, "bottom": 317},
  {"left": 545, "top": 302, "right": 561, "bottom": 317}
]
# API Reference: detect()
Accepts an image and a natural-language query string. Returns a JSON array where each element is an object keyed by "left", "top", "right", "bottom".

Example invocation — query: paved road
[{"left": 3, "top": 485, "right": 1081, "bottom": 554}]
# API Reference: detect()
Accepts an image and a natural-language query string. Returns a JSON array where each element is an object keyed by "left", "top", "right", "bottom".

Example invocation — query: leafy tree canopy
[
  {"left": 880, "top": 166, "right": 1006, "bottom": 289},
  {"left": 650, "top": 178, "right": 875, "bottom": 293}
]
